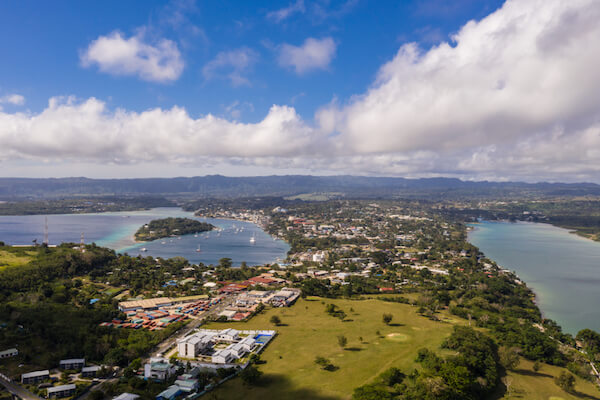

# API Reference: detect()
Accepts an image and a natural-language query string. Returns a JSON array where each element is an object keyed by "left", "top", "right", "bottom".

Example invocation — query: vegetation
[{"left": 134, "top": 217, "right": 214, "bottom": 241}]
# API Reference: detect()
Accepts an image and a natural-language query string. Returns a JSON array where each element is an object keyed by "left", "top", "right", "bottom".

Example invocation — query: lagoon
[
  {"left": 468, "top": 220, "right": 600, "bottom": 335},
  {"left": 0, "top": 207, "right": 289, "bottom": 266}
]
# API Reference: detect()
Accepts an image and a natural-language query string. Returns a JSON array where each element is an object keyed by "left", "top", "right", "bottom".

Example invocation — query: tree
[
  {"left": 555, "top": 371, "right": 575, "bottom": 392},
  {"left": 337, "top": 335, "right": 348, "bottom": 349},
  {"left": 533, "top": 361, "right": 541, "bottom": 372},
  {"left": 270, "top": 315, "right": 281, "bottom": 326},
  {"left": 382, "top": 313, "right": 393, "bottom": 325},
  {"left": 240, "top": 365, "right": 262, "bottom": 385},
  {"left": 499, "top": 346, "right": 520, "bottom": 371}
]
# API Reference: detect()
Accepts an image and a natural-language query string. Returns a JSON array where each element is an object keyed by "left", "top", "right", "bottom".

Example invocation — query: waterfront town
[{"left": 1, "top": 199, "right": 600, "bottom": 399}]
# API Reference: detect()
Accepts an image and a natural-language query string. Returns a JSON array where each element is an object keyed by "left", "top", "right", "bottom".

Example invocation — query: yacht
[{"left": 140, "top": 247, "right": 147, "bottom": 252}]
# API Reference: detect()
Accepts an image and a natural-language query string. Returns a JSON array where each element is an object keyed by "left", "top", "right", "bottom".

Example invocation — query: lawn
[
  {"left": 500, "top": 359, "right": 600, "bottom": 400},
  {"left": 204, "top": 296, "right": 463, "bottom": 400},
  {"left": 0, "top": 248, "right": 35, "bottom": 270}
]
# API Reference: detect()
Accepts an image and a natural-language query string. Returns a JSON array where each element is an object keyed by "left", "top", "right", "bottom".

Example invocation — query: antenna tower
[
  {"left": 80, "top": 232, "right": 85, "bottom": 252},
  {"left": 43, "top": 216, "right": 49, "bottom": 246}
]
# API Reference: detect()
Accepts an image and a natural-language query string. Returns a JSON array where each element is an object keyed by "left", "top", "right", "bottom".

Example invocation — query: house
[
  {"left": 47, "top": 384, "right": 76, "bottom": 398},
  {"left": 0, "top": 348, "right": 18, "bottom": 358},
  {"left": 59, "top": 358, "right": 85, "bottom": 370},
  {"left": 113, "top": 393, "right": 140, "bottom": 400},
  {"left": 173, "top": 378, "right": 199, "bottom": 392},
  {"left": 81, "top": 365, "right": 101, "bottom": 378},
  {"left": 156, "top": 385, "right": 182, "bottom": 400},
  {"left": 211, "top": 349, "right": 235, "bottom": 364},
  {"left": 21, "top": 370, "right": 50, "bottom": 384},
  {"left": 217, "top": 309, "right": 237, "bottom": 320},
  {"left": 144, "top": 359, "right": 176, "bottom": 381}
]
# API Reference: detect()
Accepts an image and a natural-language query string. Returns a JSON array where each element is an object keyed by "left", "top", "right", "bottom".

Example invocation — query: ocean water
[
  {"left": 468, "top": 221, "right": 600, "bottom": 335},
  {"left": 0, "top": 207, "right": 289, "bottom": 266}
]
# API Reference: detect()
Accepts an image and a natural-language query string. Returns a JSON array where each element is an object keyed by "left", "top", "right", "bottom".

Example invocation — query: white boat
[
  {"left": 161, "top": 241, "right": 166, "bottom": 245},
  {"left": 140, "top": 247, "right": 147, "bottom": 252},
  {"left": 194, "top": 234, "right": 198, "bottom": 238},
  {"left": 196, "top": 246, "right": 202, "bottom": 253},
  {"left": 250, "top": 234, "right": 256, "bottom": 244}
]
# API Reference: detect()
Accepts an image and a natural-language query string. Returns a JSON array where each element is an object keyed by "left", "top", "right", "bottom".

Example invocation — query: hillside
[{"left": 1, "top": 175, "right": 600, "bottom": 200}]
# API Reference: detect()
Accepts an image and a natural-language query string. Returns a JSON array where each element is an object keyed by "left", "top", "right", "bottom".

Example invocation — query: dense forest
[{"left": 134, "top": 217, "right": 214, "bottom": 241}]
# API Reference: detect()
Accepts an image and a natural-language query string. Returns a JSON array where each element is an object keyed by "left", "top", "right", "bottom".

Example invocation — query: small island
[{"left": 135, "top": 217, "right": 215, "bottom": 241}]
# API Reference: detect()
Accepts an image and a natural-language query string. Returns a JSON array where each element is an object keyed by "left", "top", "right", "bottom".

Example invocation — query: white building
[
  {"left": 0, "top": 348, "right": 18, "bottom": 358},
  {"left": 211, "top": 349, "right": 235, "bottom": 364},
  {"left": 113, "top": 393, "right": 140, "bottom": 400},
  {"left": 177, "top": 331, "right": 217, "bottom": 358},
  {"left": 216, "top": 328, "right": 239, "bottom": 342}
]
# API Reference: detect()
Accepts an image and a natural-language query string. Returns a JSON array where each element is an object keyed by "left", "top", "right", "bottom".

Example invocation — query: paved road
[
  {"left": 147, "top": 295, "right": 235, "bottom": 361},
  {"left": 0, "top": 377, "right": 43, "bottom": 400}
]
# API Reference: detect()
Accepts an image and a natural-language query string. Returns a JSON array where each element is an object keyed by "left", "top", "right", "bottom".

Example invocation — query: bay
[
  {"left": 468, "top": 220, "right": 600, "bottom": 335},
  {"left": 0, "top": 207, "right": 289, "bottom": 266}
]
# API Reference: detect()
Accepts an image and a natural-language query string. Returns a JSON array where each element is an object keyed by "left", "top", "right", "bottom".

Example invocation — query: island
[{"left": 135, "top": 217, "right": 214, "bottom": 241}]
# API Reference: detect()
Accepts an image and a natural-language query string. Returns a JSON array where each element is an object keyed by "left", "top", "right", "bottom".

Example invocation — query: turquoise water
[
  {"left": 468, "top": 221, "right": 600, "bottom": 335},
  {"left": 0, "top": 207, "right": 289, "bottom": 266}
]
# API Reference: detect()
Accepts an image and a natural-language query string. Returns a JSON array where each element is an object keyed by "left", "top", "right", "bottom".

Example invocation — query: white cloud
[
  {"left": 4, "top": 0, "right": 600, "bottom": 182},
  {"left": 278, "top": 37, "right": 336, "bottom": 74},
  {"left": 0, "top": 96, "right": 318, "bottom": 163},
  {"left": 0, "top": 94, "right": 25, "bottom": 106},
  {"left": 81, "top": 31, "right": 184, "bottom": 82},
  {"left": 267, "top": 0, "right": 305, "bottom": 23},
  {"left": 203, "top": 48, "right": 258, "bottom": 87}
]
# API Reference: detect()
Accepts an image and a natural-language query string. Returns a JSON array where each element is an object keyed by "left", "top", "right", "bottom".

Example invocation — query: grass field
[
  {"left": 204, "top": 296, "right": 600, "bottom": 400},
  {"left": 0, "top": 248, "right": 35, "bottom": 270},
  {"left": 205, "top": 296, "right": 463, "bottom": 400},
  {"left": 501, "top": 359, "right": 600, "bottom": 400}
]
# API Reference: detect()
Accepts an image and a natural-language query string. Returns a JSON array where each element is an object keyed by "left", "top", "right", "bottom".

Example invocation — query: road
[
  {"left": 77, "top": 295, "right": 234, "bottom": 400},
  {"left": 0, "top": 376, "right": 43, "bottom": 400},
  {"left": 148, "top": 295, "right": 235, "bottom": 360}
]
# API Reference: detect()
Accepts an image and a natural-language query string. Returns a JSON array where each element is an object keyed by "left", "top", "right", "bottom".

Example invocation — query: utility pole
[{"left": 43, "top": 216, "right": 49, "bottom": 246}]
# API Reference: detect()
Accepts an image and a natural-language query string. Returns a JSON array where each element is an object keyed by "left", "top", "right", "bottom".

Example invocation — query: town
[{"left": 1, "top": 199, "right": 600, "bottom": 400}]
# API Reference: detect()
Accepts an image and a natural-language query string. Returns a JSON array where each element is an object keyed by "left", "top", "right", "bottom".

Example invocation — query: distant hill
[{"left": 1, "top": 175, "right": 600, "bottom": 200}]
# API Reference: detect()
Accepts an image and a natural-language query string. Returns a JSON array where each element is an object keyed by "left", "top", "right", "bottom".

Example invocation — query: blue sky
[
  {"left": 1, "top": 0, "right": 599, "bottom": 181},
  {"left": 0, "top": 0, "right": 501, "bottom": 120}
]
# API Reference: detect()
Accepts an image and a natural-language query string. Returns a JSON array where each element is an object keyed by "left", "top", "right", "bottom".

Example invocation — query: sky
[{"left": 1, "top": 0, "right": 599, "bottom": 182}]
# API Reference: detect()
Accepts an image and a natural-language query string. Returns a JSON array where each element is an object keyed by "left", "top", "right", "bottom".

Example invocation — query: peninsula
[{"left": 134, "top": 217, "right": 214, "bottom": 241}]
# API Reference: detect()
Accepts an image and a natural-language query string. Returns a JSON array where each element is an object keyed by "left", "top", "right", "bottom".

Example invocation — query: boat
[
  {"left": 194, "top": 234, "right": 198, "bottom": 238},
  {"left": 140, "top": 247, "right": 147, "bottom": 252},
  {"left": 196, "top": 245, "right": 202, "bottom": 253},
  {"left": 250, "top": 234, "right": 256, "bottom": 244}
]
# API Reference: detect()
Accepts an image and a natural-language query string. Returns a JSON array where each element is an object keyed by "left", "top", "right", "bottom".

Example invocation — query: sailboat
[
  {"left": 196, "top": 244, "right": 202, "bottom": 253},
  {"left": 249, "top": 234, "right": 256, "bottom": 244}
]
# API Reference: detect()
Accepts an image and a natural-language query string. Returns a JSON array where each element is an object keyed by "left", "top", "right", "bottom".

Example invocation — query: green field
[
  {"left": 501, "top": 359, "right": 600, "bottom": 400},
  {"left": 0, "top": 248, "right": 35, "bottom": 270},
  {"left": 205, "top": 297, "right": 463, "bottom": 399},
  {"left": 205, "top": 297, "right": 600, "bottom": 400}
]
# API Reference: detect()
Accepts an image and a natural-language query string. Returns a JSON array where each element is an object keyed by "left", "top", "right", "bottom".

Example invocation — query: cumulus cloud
[
  {"left": 202, "top": 48, "right": 258, "bottom": 87},
  {"left": 4, "top": 0, "right": 600, "bottom": 182},
  {"left": 0, "top": 96, "right": 318, "bottom": 163},
  {"left": 80, "top": 31, "right": 184, "bottom": 82},
  {"left": 0, "top": 94, "right": 25, "bottom": 105},
  {"left": 278, "top": 37, "right": 337, "bottom": 74},
  {"left": 266, "top": 0, "right": 305, "bottom": 23}
]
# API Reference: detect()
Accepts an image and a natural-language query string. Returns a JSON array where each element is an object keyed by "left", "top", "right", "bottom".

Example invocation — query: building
[
  {"left": 21, "top": 370, "right": 50, "bottom": 384},
  {"left": 156, "top": 385, "right": 182, "bottom": 400},
  {"left": 118, "top": 297, "right": 172, "bottom": 312},
  {"left": 177, "top": 331, "right": 216, "bottom": 358},
  {"left": 173, "top": 378, "right": 199, "bottom": 392},
  {"left": 211, "top": 349, "right": 235, "bottom": 364},
  {"left": 81, "top": 365, "right": 101, "bottom": 378},
  {"left": 47, "top": 384, "right": 76, "bottom": 398},
  {"left": 0, "top": 348, "right": 18, "bottom": 359},
  {"left": 59, "top": 358, "right": 85, "bottom": 370},
  {"left": 113, "top": 394, "right": 140, "bottom": 400},
  {"left": 215, "top": 328, "right": 239, "bottom": 342},
  {"left": 144, "top": 359, "right": 176, "bottom": 381}
]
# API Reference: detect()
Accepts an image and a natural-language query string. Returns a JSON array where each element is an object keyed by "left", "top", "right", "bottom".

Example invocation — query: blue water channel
[{"left": 0, "top": 207, "right": 289, "bottom": 266}]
